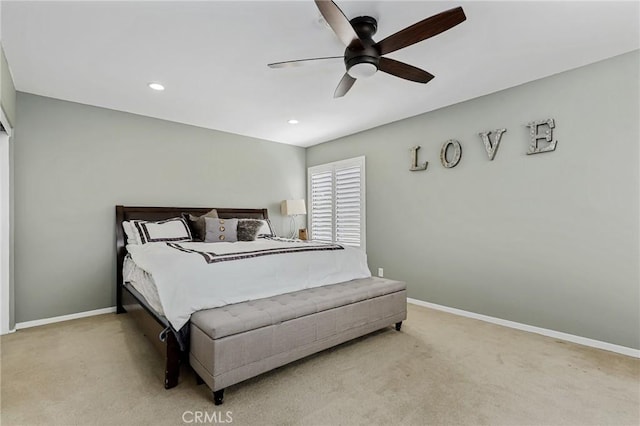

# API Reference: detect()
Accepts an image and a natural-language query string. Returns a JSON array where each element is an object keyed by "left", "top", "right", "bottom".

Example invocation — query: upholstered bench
[{"left": 189, "top": 276, "right": 407, "bottom": 404}]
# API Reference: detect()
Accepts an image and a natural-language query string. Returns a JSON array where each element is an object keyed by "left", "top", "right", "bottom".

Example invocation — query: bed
[{"left": 116, "top": 205, "right": 407, "bottom": 404}]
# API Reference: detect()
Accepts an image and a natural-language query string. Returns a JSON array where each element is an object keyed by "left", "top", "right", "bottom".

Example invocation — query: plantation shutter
[
  {"left": 309, "top": 170, "right": 333, "bottom": 243},
  {"left": 308, "top": 156, "right": 365, "bottom": 249},
  {"left": 335, "top": 165, "right": 361, "bottom": 246}
]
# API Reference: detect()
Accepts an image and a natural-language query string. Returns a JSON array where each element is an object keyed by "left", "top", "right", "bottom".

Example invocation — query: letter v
[{"left": 478, "top": 128, "right": 506, "bottom": 161}]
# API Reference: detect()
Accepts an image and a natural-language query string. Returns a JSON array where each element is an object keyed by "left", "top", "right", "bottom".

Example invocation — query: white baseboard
[
  {"left": 15, "top": 306, "right": 117, "bottom": 330},
  {"left": 407, "top": 298, "right": 640, "bottom": 359},
  {"left": 12, "top": 301, "right": 640, "bottom": 359}
]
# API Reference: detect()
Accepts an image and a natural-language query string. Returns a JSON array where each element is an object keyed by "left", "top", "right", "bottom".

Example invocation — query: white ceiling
[{"left": 2, "top": 1, "right": 638, "bottom": 147}]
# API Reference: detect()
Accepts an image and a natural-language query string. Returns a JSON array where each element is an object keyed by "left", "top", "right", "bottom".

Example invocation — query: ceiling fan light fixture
[
  {"left": 347, "top": 62, "right": 377, "bottom": 79},
  {"left": 148, "top": 82, "right": 165, "bottom": 91}
]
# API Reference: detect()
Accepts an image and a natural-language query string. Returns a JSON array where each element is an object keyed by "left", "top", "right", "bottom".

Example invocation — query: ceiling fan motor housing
[{"left": 345, "top": 16, "right": 381, "bottom": 78}]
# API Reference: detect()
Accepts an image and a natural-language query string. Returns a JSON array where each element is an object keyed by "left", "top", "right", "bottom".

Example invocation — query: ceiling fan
[{"left": 268, "top": 0, "right": 467, "bottom": 98}]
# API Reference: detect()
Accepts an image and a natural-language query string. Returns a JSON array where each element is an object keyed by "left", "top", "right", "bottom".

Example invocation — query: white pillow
[
  {"left": 122, "top": 221, "right": 140, "bottom": 245},
  {"left": 127, "top": 217, "right": 193, "bottom": 244}
]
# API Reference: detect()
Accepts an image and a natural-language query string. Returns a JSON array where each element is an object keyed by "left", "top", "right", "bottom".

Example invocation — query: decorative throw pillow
[
  {"left": 204, "top": 217, "right": 238, "bottom": 243},
  {"left": 236, "top": 219, "right": 263, "bottom": 241},
  {"left": 130, "top": 217, "right": 193, "bottom": 244},
  {"left": 182, "top": 209, "right": 219, "bottom": 241}
]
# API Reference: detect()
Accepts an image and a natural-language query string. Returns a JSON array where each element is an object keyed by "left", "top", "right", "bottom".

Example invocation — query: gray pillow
[
  {"left": 204, "top": 217, "right": 238, "bottom": 243},
  {"left": 182, "top": 209, "right": 219, "bottom": 241},
  {"left": 237, "top": 219, "right": 263, "bottom": 241}
]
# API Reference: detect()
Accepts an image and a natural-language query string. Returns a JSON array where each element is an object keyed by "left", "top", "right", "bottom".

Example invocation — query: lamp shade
[{"left": 281, "top": 199, "right": 306, "bottom": 216}]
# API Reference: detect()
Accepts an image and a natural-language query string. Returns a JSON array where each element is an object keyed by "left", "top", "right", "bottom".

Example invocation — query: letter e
[{"left": 526, "top": 118, "right": 557, "bottom": 154}]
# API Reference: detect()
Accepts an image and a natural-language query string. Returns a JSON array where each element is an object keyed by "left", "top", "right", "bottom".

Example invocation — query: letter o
[{"left": 440, "top": 139, "right": 462, "bottom": 168}]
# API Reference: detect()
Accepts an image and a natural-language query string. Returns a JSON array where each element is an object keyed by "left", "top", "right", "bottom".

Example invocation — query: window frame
[{"left": 307, "top": 156, "right": 366, "bottom": 250}]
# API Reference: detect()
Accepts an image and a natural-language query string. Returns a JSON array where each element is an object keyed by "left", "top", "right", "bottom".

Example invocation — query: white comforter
[{"left": 126, "top": 239, "right": 371, "bottom": 330}]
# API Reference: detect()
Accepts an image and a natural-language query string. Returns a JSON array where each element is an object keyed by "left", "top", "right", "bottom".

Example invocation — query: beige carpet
[{"left": 1, "top": 304, "right": 638, "bottom": 426}]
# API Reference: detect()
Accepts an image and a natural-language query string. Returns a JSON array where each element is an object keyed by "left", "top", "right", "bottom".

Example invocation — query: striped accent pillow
[{"left": 132, "top": 217, "right": 193, "bottom": 244}]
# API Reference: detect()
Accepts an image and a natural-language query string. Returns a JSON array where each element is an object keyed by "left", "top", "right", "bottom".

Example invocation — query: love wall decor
[{"left": 409, "top": 118, "right": 558, "bottom": 171}]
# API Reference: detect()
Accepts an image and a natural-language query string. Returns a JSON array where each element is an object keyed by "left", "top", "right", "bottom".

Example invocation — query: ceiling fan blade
[
  {"left": 378, "top": 57, "right": 434, "bottom": 83},
  {"left": 334, "top": 73, "right": 356, "bottom": 98},
  {"left": 375, "top": 6, "right": 466, "bottom": 56},
  {"left": 315, "top": 0, "right": 362, "bottom": 48},
  {"left": 268, "top": 56, "right": 343, "bottom": 69}
]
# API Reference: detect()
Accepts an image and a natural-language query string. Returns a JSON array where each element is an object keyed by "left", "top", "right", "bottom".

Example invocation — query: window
[{"left": 307, "top": 156, "right": 365, "bottom": 249}]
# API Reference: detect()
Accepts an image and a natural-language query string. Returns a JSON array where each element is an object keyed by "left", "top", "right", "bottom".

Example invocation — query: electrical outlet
[{"left": 378, "top": 268, "right": 384, "bottom": 278}]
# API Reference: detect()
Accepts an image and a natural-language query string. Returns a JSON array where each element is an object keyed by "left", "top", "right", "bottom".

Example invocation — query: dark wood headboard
[{"left": 115, "top": 205, "right": 269, "bottom": 313}]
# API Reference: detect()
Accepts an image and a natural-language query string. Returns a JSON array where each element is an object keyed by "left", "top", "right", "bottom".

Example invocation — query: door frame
[{"left": 0, "top": 107, "right": 13, "bottom": 334}]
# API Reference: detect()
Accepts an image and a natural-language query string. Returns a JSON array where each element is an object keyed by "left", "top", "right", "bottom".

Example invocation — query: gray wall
[
  {"left": 307, "top": 51, "right": 640, "bottom": 349},
  {"left": 13, "top": 93, "right": 306, "bottom": 323}
]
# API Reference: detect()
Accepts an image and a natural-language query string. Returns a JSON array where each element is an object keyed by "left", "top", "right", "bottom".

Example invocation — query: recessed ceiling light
[
  {"left": 288, "top": 119, "right": 299, "bottom": 125},
  {"left": 148, "top": 82, "right": 165, "bottom": 91}
]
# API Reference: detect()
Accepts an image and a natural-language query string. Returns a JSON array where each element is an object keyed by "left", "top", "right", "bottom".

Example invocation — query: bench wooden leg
[
  {"left": 395, "top": 321, "right": 402, "bottom": 331},
  {"left": 213, "top": 389, "right": 225, "bottom": 405}
]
